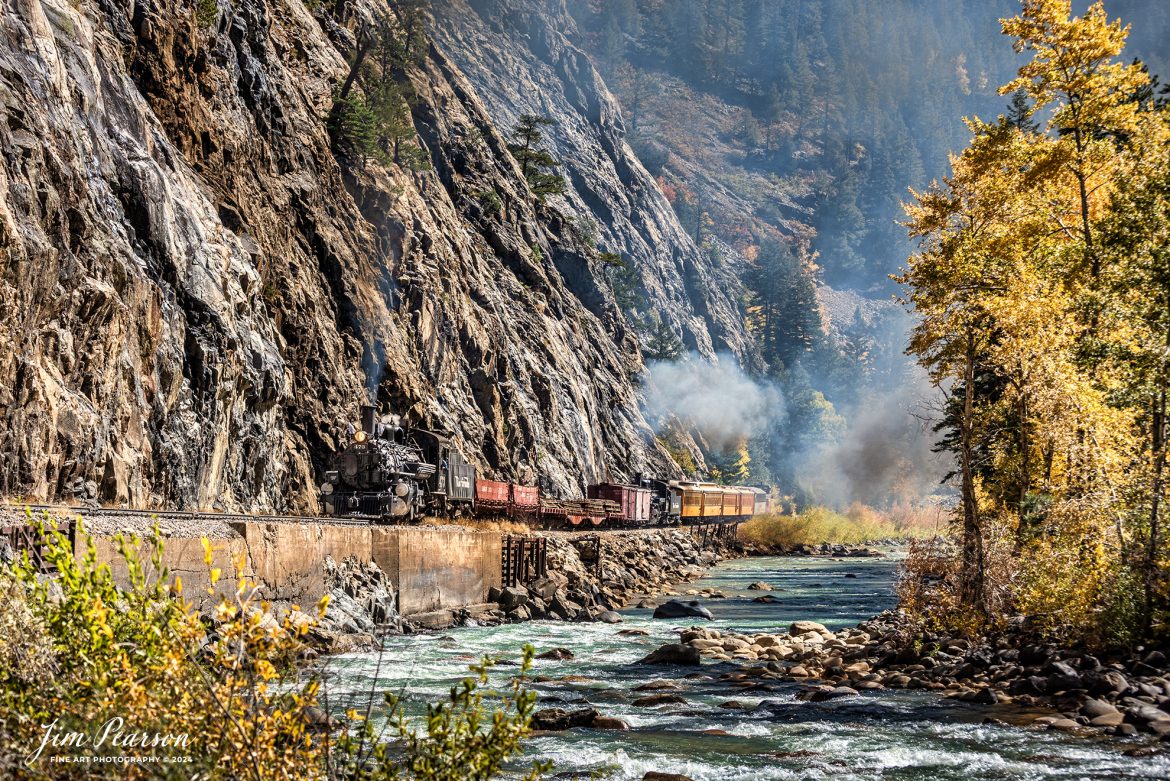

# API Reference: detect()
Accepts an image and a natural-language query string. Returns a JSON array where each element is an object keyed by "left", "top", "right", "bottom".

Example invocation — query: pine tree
[
  {"left": 643, "top": 314, "right": 684, "bottom": 361},
  {"left": 1005, "top": 87, "right": 1039, "bottom": 133},
  {"left": 507, "top": 114, "right": 567, "bottom": 200}
]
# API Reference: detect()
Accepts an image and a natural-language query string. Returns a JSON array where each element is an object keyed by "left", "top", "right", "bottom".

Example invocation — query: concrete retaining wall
[
  {"left": 371, "top": 526, "right": 503, "bottom": 615},
  {"left": 86, "top": 522, "right": 502, "bottom": 617}
]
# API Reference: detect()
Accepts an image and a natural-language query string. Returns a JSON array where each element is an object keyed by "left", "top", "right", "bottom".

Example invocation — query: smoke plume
[{"left": 644, "top": 352, "right": 782, "bottom": 450}]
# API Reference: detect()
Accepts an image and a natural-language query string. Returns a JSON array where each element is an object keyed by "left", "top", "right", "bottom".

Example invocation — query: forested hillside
[
  {"left": 895, "top": 0, "right": 1170, "bottom": 644},
  {"left": 559, "top": 0, "right": 1170, "bottom": 510}
]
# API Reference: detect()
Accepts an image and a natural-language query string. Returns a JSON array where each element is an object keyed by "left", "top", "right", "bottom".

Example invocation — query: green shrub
[
  {"left": 196, "top": 0, "right": 217, "bottom": 28},
  {"left": 0, "top": 511, "right": 545, "bottom": 780}
]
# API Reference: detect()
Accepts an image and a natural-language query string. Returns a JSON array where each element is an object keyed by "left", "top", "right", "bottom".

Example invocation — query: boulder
[
  {"left": 797, "top": 685, "right": 859, "bottom": 702},
  {"left": 526, "top": 578, "right": 558, "bottom": 601},
  {"left": 789, "top": 620, "right": 828, "bottom": 635},
  {"left": 747, "top": 582, "right": 773, "bottom": 591},
  {"left": 1081, "top": 698, "right": 1122, "bottom": 719},
  {"left": 531, "top": 707, "right": 598, "bottom": 731},
  {"left": 550, "top": 595, "right": 583, "bottom": 620},
  {"left": 632, "top": 693, "right": 688, "bottom": 707},
  {"left": 637, "top": 643, "right": 702, "bottom": 666},
  {"left": 536, "top": 647, "right": 574, "bottom": 661},
  {"left": 643, "top": 774, "right": 695, "bottom": 781},
  {"left": 633, "top": 680, "right": 683, "bottom": 691},
  {"left": 596, "top": 610, "right": 623, "bottom": 624},
  {"left": 590, "top": 716, "right": 630, "bottom": 730},
  {"left": 653, "top": 600, "right": 714, "bottom": 620},
  {"left": 497, "top": 586, "right": 530, "bottom": 612}
]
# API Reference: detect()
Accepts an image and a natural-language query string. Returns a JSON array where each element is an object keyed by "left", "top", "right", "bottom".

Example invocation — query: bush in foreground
[{"left": 0, "top": 512, "right": 547, "bottom": 780}]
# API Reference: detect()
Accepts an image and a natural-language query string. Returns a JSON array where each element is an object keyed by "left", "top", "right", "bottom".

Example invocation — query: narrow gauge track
[{"left": 6, "top": 504, "right": 376, "bottom": 527}]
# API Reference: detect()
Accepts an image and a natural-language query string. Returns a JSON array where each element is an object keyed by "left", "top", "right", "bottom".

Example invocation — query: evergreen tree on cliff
[{"left": 508, "top": 114, "right": 567, "bottom": 200}]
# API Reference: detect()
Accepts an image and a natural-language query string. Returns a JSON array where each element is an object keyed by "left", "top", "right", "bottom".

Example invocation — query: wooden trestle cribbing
[
  {"left": 501, "top": 534, "right": 548, "bottom": 587},
  {"left": 693, "top": 522, "right": 738, "bottom": 549},
  {"left": 1, "top": 518, "right": 75, "bottom": 574}
]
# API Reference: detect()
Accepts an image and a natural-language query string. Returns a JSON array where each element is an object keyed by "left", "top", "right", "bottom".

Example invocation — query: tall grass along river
[{"left": 325, "top": 555, "right": 1169, "bottom": 780}]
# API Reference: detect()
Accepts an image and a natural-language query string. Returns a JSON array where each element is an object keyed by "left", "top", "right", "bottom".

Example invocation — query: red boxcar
[{"left": 587, "top": 483, "right": 651, "bottom": 524}]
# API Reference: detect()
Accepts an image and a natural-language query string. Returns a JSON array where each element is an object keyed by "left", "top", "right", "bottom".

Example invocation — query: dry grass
[
  {"left": 739, "top": 502, "right": 943, "bottom": 548},
  {"left": 434, "top": 516, "right": 535, "bottom": 534}
]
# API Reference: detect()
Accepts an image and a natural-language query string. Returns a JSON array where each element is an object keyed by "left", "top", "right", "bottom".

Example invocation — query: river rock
[
  {"left": 1081, "top": 698, "right": 1122, "bottom": 719},
  {"left": 526, "top": 578, "right": 559, "bottom": 601},
  {"left": 638, "top": 643, "right": 702, "bottom": 666},
  {"left": 632, "top": 693, "right": 688, "bottom": 707},
  {"left": 747, "top": 582, "right": 774, "bottom": 591},
  {"left": 498, "top": 587, "right": 530, "bottom": 612},
  {"left": 752, "top": 595, "right": 780, "bottom": 603},
  {"left": 643, "top": 774, "right": 695, "bottom": 781},
  {"left": 789, "top": 621, "right": 828, "bottom": 635},
  {"left": 596, "top": 610, "right": 623, "bottom": 624},
  {"left": 536, "top": 647, "right": 574, "bottom": 661},
  {"left": 634, "top": 680, "right": 683, "bottom": 691},
  {"left": 797, "top": 685, "right": 859, "bottom": 702},
  {"left": 532, "top": 707, "right": 599, "bottom": 731},
  {"left": 653, "top": 600, "right": 714, "bottom": 620},
  {"left": 1048, "top": 718, "right": 1081, "bottom": 731},
  {"left": 590, "top": 716, "right": 631, "bottom": 730}
]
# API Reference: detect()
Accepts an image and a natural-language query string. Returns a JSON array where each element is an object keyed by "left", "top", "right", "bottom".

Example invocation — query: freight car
[{"left": 319, "top": 406, "right": 769, "bottom": 529}]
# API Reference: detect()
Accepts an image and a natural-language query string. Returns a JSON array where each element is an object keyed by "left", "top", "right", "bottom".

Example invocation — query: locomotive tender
[{"left": 319, "top": 406, "right": 767, "bottom": 528}]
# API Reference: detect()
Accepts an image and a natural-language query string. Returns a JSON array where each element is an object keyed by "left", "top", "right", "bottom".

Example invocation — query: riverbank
[
  {"left": 453, "top": 528, "right": 741, "bottom": 627},
  {"left": 662, "top": 612, "right": 1170, "bottom": 743},
  {"left": 325, "top": 553, "right": 1170, "bottom": 779}
]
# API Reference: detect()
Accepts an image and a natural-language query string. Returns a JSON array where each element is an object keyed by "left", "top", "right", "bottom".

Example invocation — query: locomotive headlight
[
  {"left": 394, "top": 481, "right": 410, "bottom": 498},
  {"left": 354, "top": 430, "right": 367, "bottom": 443},
  {"left": 320, "top": 482, "right": 334, "bottom": 495}
]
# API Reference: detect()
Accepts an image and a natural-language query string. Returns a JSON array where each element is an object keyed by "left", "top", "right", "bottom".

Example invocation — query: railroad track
[{"left": 4, "top": 504, "right": 375, "bottom": 527}]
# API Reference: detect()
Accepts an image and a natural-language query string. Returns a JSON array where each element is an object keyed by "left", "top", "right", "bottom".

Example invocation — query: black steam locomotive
[{"left": 319, "top": 406, "right": 475, "bottom": 521}]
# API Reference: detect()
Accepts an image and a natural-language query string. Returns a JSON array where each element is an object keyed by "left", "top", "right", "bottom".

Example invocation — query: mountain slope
[{"left": 0, "top": 0, "right": 739, "bottom": 509}]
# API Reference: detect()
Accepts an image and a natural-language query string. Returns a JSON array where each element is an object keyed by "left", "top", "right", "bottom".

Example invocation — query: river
[{"left": 324, "top": 554, "right": 1170, "bottom": 780}]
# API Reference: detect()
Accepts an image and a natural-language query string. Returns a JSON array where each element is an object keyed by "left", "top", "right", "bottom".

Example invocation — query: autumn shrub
[
  {"left": 739, "top": 504, "right": 933, "bottom": 548},
  {"left": 0, "top": 511, "right": 546, "bottom": 780}
]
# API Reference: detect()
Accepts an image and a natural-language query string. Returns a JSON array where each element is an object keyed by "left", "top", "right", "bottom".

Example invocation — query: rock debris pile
[{"left": 483, "top": 529, "right": 732, "bottom": 624}]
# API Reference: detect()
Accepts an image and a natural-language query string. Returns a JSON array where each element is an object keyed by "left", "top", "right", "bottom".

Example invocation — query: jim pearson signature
[{"left": 27, "top": 718, "right": 191, "bottom": 764}]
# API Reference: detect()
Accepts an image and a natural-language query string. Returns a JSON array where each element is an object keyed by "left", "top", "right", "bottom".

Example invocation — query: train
[{"left": 318, "top": 406, "right": 768, "bottom": 528}]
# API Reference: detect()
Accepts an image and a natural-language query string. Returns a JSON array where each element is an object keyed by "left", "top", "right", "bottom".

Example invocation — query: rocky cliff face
[
  {"left": 429, "top": 0, "right": 754, "bottom": 366},
  {"left": 0, "top": 0, "right": 749, "bottom": 510}
]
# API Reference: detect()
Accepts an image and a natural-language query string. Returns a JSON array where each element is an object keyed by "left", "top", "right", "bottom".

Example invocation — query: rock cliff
[
  {"left": 0, "top": 0, "right": 750, "bottom": 510},
  {"left": 428, "top": 0, "right": 754, "bottom": 365}
]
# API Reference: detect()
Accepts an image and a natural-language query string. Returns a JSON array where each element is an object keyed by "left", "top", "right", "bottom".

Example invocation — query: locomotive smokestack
[{"left": 360, "top": 405, "right": 377, "bottom": 436}]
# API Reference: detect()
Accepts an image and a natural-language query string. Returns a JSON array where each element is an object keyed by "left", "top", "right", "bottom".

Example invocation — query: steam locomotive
[{"left": 319, "top": 406, "right": 767, "bottom": 527}]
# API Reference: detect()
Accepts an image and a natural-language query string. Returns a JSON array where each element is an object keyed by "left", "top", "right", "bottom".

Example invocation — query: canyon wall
[{"left": 0, "top": 0, "right": 749, "bottom": 511}]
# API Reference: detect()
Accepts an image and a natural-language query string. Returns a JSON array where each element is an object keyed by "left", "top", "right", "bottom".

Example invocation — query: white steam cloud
[{"left": 644, "top": 352, "right": 781, "bottom": 450}]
